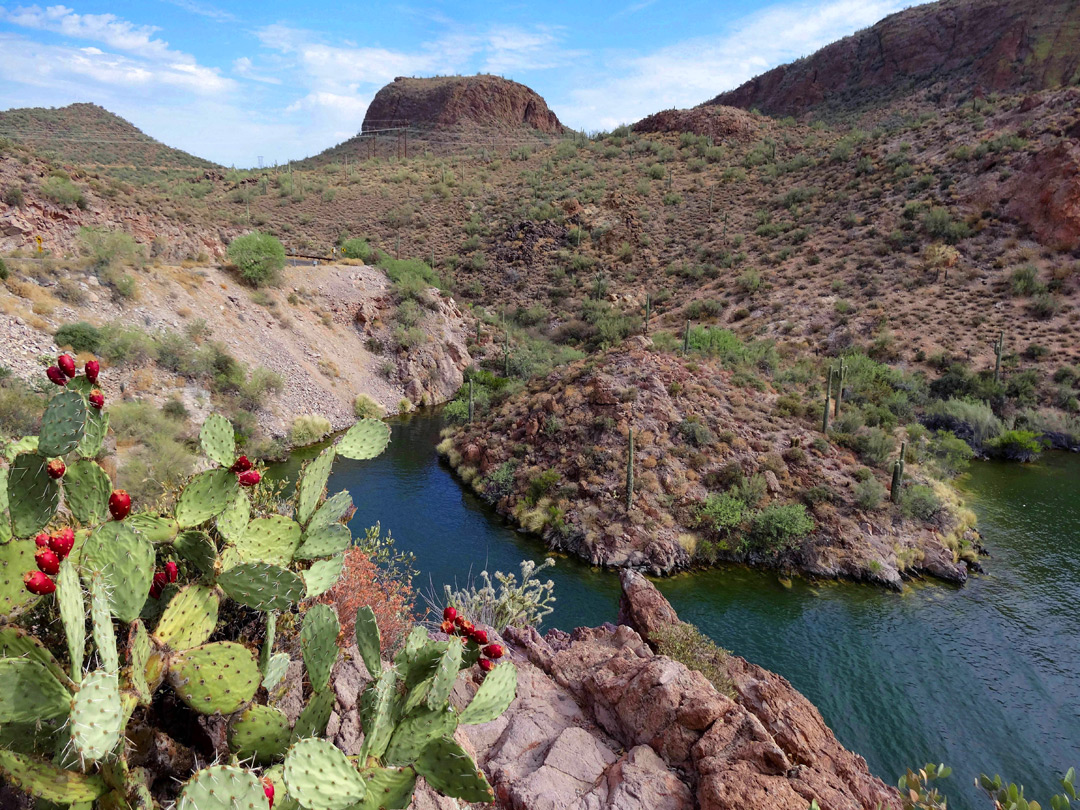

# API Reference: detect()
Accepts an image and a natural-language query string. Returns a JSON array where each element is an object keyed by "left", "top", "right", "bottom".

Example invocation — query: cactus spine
[
  {"left": 993, "top": 331, "right": 1004, "bottom": 383},
  {"left": 823, "top": 367, "right": 834, "bottom": 433},
  {"left": 626, "top": 426, "right": 634, "bottom": 511},
  {"left": 890, "top": 441, "right": 907, "bottom": 503}
]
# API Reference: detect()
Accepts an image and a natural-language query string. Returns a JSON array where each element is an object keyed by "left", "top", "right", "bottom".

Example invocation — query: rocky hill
[
  {"left": 708, "top": 0, "right": 1080, "bottom": 118},
  {"left": 0, "top": 103, "right": 218, "bottom": 170}
]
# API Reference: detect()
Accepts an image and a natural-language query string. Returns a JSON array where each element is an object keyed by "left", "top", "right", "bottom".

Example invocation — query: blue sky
[{"left": 0, "top": 1, "right": 921, "bottom": 166}]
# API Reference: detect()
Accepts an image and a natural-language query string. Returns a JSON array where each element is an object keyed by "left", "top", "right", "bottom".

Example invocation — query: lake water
[{"left": 281, "top": 412, "right": 1080, "bottom": 810}]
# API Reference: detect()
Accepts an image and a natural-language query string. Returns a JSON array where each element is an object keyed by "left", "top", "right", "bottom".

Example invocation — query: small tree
[{"left": 227, "top": 231, "right": 286, "bottom": 286}]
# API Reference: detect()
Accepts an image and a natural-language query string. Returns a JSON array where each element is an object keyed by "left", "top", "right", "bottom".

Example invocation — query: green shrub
[
  {"left": 697, "top": 492, "right": 746, "bottom": 534},
  {"left": 924, "top": 398, "right": 1003, "bottom": 447},
  {"left": 353, "top": 394, "right": 383, "bottom": 419},
  {"left": 483, "top": 461, "right": 517, "bottom": 502},
  {"left": 921, "top": 207, "right": 969, "bottom": 243},
  {"left": 289, "top": 413, "right": 332, "bottom": 446},
  {"left": 341, "top": 238, "right": 374, "bottom": 262},
  {"left": 679, "top": 417, "right": 714, "bottom": 447},
  {"left": 748, "top": 503, "right": 815, "bottom": 554},
  {"left": 0, "top": 257, "right": 8, "bottom": 280},
  {"left": 54, "top": 321, "right": 102, "bottom": 353},
  {"left": 929, "top": 430, "right": 975, "bottom": 476},
  {"left": 853, "top": 427, "right": 895, "bottom": 466},
  {"left": 1010, "top": 265, "right": 1043, "bottom": 296},
  {"left": 854, "top": 477, "right": 887, "bottom": 510},
  {"left": 227, "top": 231, "right": 286, "bottom": 286},
  {"left": 41, "top": 175, "right": 86, "bottom": 208},
  {"left": 0, "top": 377, "right": 46, "bottom": 441},
  {"left": 79, "top": 227, "right": 141, "bottom": 269},
  {"left": 984, "top": 429, "right": 1045, "bottom": 462},
  {"left": 652, "top": 621, "right": 734, "bottom": 698},
  {"left": 526, "top": 470, "right": 560, "bottom": 504},
  {"left": 900, "top": 485, "right": 942, "bottom": 521}
]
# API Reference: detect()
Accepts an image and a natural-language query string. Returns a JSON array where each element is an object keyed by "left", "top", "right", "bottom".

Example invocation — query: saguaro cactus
[
  {"left": 644, "top": 293, "right": 652, "bottom": 335},
  {"left": 626, "top": 426, "right": 635, "bottom": 511},
  {"left": 834, "top": 360, "right": 847, "bottom": 419},
  {"left": 823, "top": 367, "right": 834, "bottom": 433},
  {"left": 993, "top": 331, "right": 1005, "bottom": 384},
  {"left": 683, "top": 320, "right": 691, "bottom": 355},
  {"left": 890, "top": 441, "right": 907, "bottom": 503}
]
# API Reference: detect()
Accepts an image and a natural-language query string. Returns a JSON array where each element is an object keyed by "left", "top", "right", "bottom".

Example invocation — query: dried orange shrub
[{"left": 319, "top": 546, "right": 415, "bottom": 654}]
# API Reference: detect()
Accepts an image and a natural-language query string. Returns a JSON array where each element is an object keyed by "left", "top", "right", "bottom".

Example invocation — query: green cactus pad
[
  {"left": 336, "top": 419, "right": 391, "bottom": 461},
  {"left": 234, "top": 515, "right": 301, "bottom": 566},
  {"left": 228, "top": 704, "right": 291, "bottom": 764},
  {"left": 427, "top": 637, "right": 463, "bottom": 711},
  {"left": 63, "top": 459, "right": 111, "bottom": 525},
  {"left": 460, "top": 661, "right": 517, "bottom": 725},
  {"left": 8, "top": 452, "right": 60, "bottom": 537},
  {"left": 218, "top": 562, "right": 306, "bottom": 612},
  {"left": 264, "top": 764, "right": 301, "bottom": 810},
  {"left": 263, "top": 652, "right": 291, "bottom": 692},
  {"left": 355, "top": 606, "right": 382, "bottom": 680},
  {"left": 38, "top": 389, "right": 87, "bottom": 458},
  {"left": 56, "top": 559, "right": 86, "bottom": 682},
  {"left": 126, "top": 513, "right": 180, "bottom": 544},
  {"left": 169, "top": 641, "right": 260, "bottom": 715},
  {"left": 0, "top": 658, "right": 71, "bottom": 723},
  {"left": 4, "top": 435, "right": 38, "bottom": 462},
  {"left": 260, "top": 611, "right": 277, "bottom": 675},
  {"left": 302, "top": 554, "right": 345, "bottom": 599},
  {"left": 216, "top": 489, "right": 249, "bottom": 541},
  {"left": 176, "top": 764, "right": 265, "bottom": 810},
  {"left": 356, "top": 765, "right": 417, "bottom": 810},
  {"left": 76, "top": 408, "right": 109, "bottom": 459},
  {"left": 0, "top": 537, "right": 42, "bottom": 621},
  {"left": 295, "top": 522, "right": 351, "bottom": 560},
  {"left": 291, "top": 688, "right": 334, "bottom": 741},
  {"left": 415, "top": 736, "right": 494, "bottom": 804},
  {"left": 395, "top": 635, "right": 447, "bottom": 689},
  {"left": 0, "top": 627, "right": 71, "bottom": 688},
  {"left": 0, "top": 750, "right": 108, "bottom": 804},
  {"left": 401, "top": 676, "right": 433, "bottom": 716},
  {"left": 175, "top": 468, "right": 240, "bottom": 528},
  {"left": 0, "top": 516, "right": 9, "bottom": 546},
  {"left": 128, "top": 620, "right": 152, "bottom": 704},
  {"left": 68, "top": 669, "right": 123, "bottom": 763},
  {"left": 199, "top": 413, "right": 236, "bottom": 468},
  {"left": 0, "top": 466, "right": 9, "bottom": 519},
  {"left": 89, "top": 572, "right": 119, "bottom": 675},
  {"left": 297, "top": 445, "right": 336, "bottom": 526},
  {"left": 384, "top": 707, "right": 457, "bottom": 767},
  {"left": 300, "top": 604, "right": 340, "bottom": 693},
  {"left": 306, "top": 490, "right": 353, "bottom": 533},
  {"left": 173, "top": 530, "right": 217, "bottom": 575},
  {"left": 283, "top": 737, "right": 367, "bottom": 810},
  {"left": 359, "top": 667, "right": 398, "bottom": 761},
  {"left": 80, "top": 521, "right": 154, "bottom": 622},
  {"left": 153, "top": 584, "right": 219, "bottom": 651}
]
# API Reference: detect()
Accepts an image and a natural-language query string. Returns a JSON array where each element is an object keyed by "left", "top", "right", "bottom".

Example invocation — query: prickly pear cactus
[{"left": 0, "top": 362, "right": 513, "bottom": 809}]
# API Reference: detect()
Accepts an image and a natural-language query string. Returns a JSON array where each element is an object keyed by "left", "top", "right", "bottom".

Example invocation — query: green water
[{"left": 284, "top": 412, "right": 1080, "bottom": 809}]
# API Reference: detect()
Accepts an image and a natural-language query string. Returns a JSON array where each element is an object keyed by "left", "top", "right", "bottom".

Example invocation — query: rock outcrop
[
  {"left": 708, "top": 0, "right": 1080, "bottom": 118},
  {"left": 362, "top": 75, "right": 566, "bottom": 134},
  {"left": 633, "top": 105, "right": 759, "bottom": 142},
  {"left": 321, "top": 570, "right": 899, "bottom": 810}
]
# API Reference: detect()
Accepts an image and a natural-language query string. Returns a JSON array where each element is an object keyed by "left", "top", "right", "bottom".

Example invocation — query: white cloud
[
  {"left": 233, "top": 56, "right": 282, "bottom": 84},
  {"left": 0, "top": 4, "right": 184, "bottom": 60}
]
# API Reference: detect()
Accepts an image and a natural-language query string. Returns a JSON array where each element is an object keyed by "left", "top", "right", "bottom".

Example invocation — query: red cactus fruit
[
  {"left": 35, "top": 548, "right": 60, "bottom": 576},
  {"left": 261, "top": 776, "right": 275, "bottom": 809},
  {"left": 439, "top": 620, "right": 455, "bottom": 635},
  {"left": 238, "top": 470, "right": 261, "bottom": 487},
  {"left": 149, "top": 571, "right": 168, "bottom": 599},
  {"left": 478, "top": 658, "right": 494, "bottom": 673},
  {"left": 46, "top": 366, "right": 67, "bottom": 386},
  {"left": 88, "top": 389, "right": 104, "bottom": 410},
  {"left": 49, "top": 527, "right": 75, "bottom": 559},
  {"left": 231, "top": 455, "right": 252, "bottom": 473},
  {"left": 35, "top": 532, "right": 51, "bottom": 548},
  {"left": 57, "top": 354, "right": 76, "bottom": 378},
  {"left": 108, "top": 489, "right": 132, "bottom": 520},
  {"left": 46, "top": 459, "right": 65, "bottom": 479},
  {"left": 471, "top": 629, "right": 489, "bottom": 646},
  {"left": 23, "top": 571, "right": 55, "bottom": 595},
  {"left": 85, "top": 360, "right": 100, "bottom": 383},
  {"left": 165, "top": 561, "right": 179, "bottom": 583},
  {"left": 443, "top": 606, "right": 458, "bottom": 622},
  {"left": 482, "top": 644, "right": 504, "bottom": 659}
]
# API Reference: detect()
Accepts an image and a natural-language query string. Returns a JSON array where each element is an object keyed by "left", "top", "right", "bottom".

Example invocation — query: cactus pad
[
  {"left": 8, "top": 453, "right": 60, "bottom": 537},
  {"left": 175, "top": 468, "right": 240, "bottom": 528},
  {"left": 384, "top": 707, "right": 457, "bottom": 767},
  {"left": 0, "top": 658, "right": 71, "bottom": 723},
  {"left": 295, "top": 522, "right": 351, "bottom": 560},
  {"left": 153, "top": 584, "right": 219, "bottom": 651},
  {"left": 234, "top": 515, "right": 301, "bottom": 566},
  {"left": 302, "top": 554, "right": 344, "bottom": 599},
  {"left": 63, "top": 460, "right": 111, "bottom": 525},
  {"left": 76, "top": 408, "right": 109, "bottom": 459},
  {"left": 415, "top": 736, "right": 494, "bottom": 803},
  {"left": 0, "top": 626, "right": 71, "bottom": 688},
  {"left": 264, "top": 764, "right": 301, "bottom": 810},
  {"left": 0, "top": 750, "right": 108, "bottom": 804},
  {"left": 128, "top": 620, "right": 152, "bottom": 704},
  {"left": 300, "top": 604, "right": 339, "bottom": 693},
  {"left": 359, "top": 667, "right": 397, "bottom": 761},
  {"left": 218, "top": 562, "right": 306, "bottom": 612},
  {"left": 291, "top": 688, "right": 335, "bottom": 741},
  {"left": 68, "top": 669, "right": 123, "bottom": 763},
  {"left": 336, "top": 419, "right": 391, "bottom": 461},
  {"left": 176, "top": 764, "right": 265, "bottom": 810},
  {"left": 80, "top": 521, "right": 154, "bottom": 622},
  {"left": 263, "top": 652, "right": 290, "bottom": 692},
  {"left": 355, "top": 606, "right": 382, "bottom": 680},
  {"left": 216, "top": 489, "right": 249, "bottom": 541},
  {"left": 55, "top": 560, "right": 85, "bottom": 681},
  {"left": 260, "top": 611, "right": 276, "bottom": 675},
  {"left": 283, "top": 737, "right": 367, "bottom": 810},
  {"left": 427, "top": 637, "right": 463, "bottom": 711},
  {"left": 169, "top": 641, "right": 260, "bottom": 715},
  {"left": 228, "top": 704, "right": 291, "bottom": 764},
  {"left": 0, "top": 466, "right": 9, "bottom": 520},
  {"left": 459, "top": 661, "right": 517, "bottom": 725},
  {"left": 297, "top": 446, "right": 336, "bottom": 526},
  {"left": 38, "top": 390, "right": 87, "bottom": 458},
  {"left": 306, "top": 490, "right": 353, "bottom": 533},
  {"left": 126, "top": 513, "right": 180, "bottom": 545},
  {"left": 356, "top": 765, "right": 417, "bottom": 810},
  {"left": 199, "top": 413, "right": 235, "bottom": 468},
  {"left": 0, "top": 537, "right": 42, "bottom": 621},
  {"left": 173, "top": 530, "right": 217, "bottom": 575},
  {"left": 89, "top": 572, "right": 119, "bottom": 675},
  {"left": 4, "top": 435, "right": 38, "bottom": 462}
]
